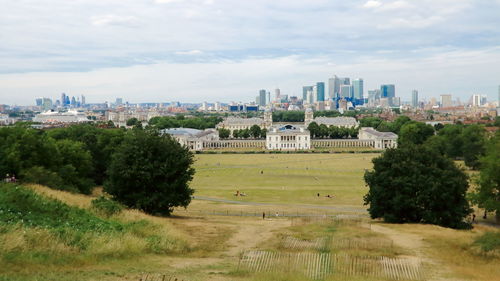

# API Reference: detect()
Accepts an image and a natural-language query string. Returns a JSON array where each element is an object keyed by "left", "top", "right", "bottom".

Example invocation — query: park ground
[{"left": 1, "top": 154, "right": 499, "bottom": 281}]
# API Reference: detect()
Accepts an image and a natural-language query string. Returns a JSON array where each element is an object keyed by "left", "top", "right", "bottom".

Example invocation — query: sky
[{"left": 1, "top": 0, "right": 500, "bottom": 105}]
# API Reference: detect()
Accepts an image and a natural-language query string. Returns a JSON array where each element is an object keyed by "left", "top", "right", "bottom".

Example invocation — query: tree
[
  {"left": 126, "top": 117, "right": 139, "bottom": 126},
  {"left": 261, "top": 128, "right": 267, "bottom": 138},
  {"left": 364, "top": 144, "right": 471, "bottom": 229},
  {"left": 105, "top": 130, "right": 195, "bottom": 215},
  {"left": 232, "top": 129, "right": 240, "bottom": 139},
  {"left": 462, "top": 125, "right": 487, "bottom": 169},
  {"left": 307, "top": 122, "right": 320, "bottom": 138},
  {"left": 319, "top": 124, "right": 329, "bottom": 138},
  {"left": 218, "top": 128, "right": 230, "bottom": 139},
  {"left": 250, "top": 125, "right": 261, "bottom": 139},
  {"left": 359, "top": 117, "right": 383, "bottom": 128},
  {"left": 470, "top": 133, "right": 500, "bottom": 223},
  {"left": 398, "top": 122, "right": 434, "bottom": 145},
  {"left": 436, "top": 124, "right": 464, "bottom": 159},
  {"left": 241, "top": 128, "right": 250, "bottom": 139}
]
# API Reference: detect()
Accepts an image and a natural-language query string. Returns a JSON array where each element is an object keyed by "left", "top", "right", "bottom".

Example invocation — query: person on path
[{"left": 262, "top": 212, "right": 265, "bottom": 220}]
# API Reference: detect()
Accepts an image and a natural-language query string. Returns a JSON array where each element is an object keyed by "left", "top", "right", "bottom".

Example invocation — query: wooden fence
[{"left": 239, "top": 251, "right": 424, "bottom": 280}]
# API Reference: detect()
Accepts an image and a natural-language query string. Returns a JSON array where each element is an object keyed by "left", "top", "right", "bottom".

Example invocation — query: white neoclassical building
[
  {"left": 266, "top": 124, "right": 310, "bottom": 150},
  {"left": 358, "top": 127, "right": 398, "bottom": 149},
  {"left": 161, "top": 128, "right": 219, "bottom": 151},
  {"left": 215, "top": 110, "right": 273, "bottom": 133}
]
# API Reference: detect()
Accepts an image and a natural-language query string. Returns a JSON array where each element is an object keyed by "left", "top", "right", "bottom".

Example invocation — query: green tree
[
  {"left": 55, "top": 139, "right": 94, "bottom": 194},
  {"left": 436, "top": 124, "right": 464, "bottom": 158},
  {"left": 364, "top": 144, "right": 471, "bottom": 229},
  {"left": 319, "top": 124, "right": 329, "bottom": 138},
  {"left": 126, "top": 117, "right": 139, "bottom": 126},
  {"left": 359, "top": 117, "right": 383, "bottom": 128},
  {"left": 241, "top": 128, "right": 250, "bottom": 139},
  {"left": 104, "top": 130, "right": 195, "bottom": 215},
  {"left": 250, "top": 125, "right": 261, "bottom": 139},
  {"left": 470, "top": 133, "right": 500, "bottom": 223},
  {"left": 261, "top": 128, "right": 267, "bottom": 138},
  {"left": 218, "top": 128, "right": 230, "bottom": 139},
  {"left": 307, "top": 122, "right": 320, "bottom": 138},
  {"left": 232, "top": 129, "right": 240, "bottom": 139},
  {"left": 462, "top": 125, "right": 487, "bottom": 169},
  {"left": 398, "top": 122, "right": 435, "bottom": 145}
]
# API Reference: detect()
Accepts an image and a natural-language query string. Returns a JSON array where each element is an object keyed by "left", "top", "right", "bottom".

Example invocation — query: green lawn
[{"left": 191, "top": 154, "right": 379, "bottom": 206}]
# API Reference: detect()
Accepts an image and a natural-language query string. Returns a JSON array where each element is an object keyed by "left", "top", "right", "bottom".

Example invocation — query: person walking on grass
[{"left": 262, "top": 212, "right": 265, "bottom": 220}]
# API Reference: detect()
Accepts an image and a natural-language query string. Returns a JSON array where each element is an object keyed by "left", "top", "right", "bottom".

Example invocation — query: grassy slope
[{"left": 0, "top": 183, "right": 188, "bottom": 281}]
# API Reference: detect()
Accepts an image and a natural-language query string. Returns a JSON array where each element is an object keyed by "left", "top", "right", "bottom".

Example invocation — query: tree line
[
  {"left": 218, "top": 125, "right": 267, "bottom": 139},
  {"left": 307, "top": 122, "right": 359, "bottom": 139},
  {"left": 0, "top": 124, "right": 194, "bottom": 215}
]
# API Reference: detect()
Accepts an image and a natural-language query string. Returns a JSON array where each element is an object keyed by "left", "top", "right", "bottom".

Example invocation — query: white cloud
[
  {"left": 175, "top": 50, "right": 203, "bottom": 55},
  {"left": 363, "top": 0, "right": 382, "bottom": 9},
  {"left": 90, "top": 15, "right": 138, "bottom": 26},
  {"left": 155, "top": 0, "right": 184, "bottom": 3}
]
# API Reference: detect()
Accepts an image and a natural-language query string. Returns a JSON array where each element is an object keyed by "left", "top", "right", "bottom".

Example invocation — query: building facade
[
  {"left": 358, "top": 127, "right": 398, "bottom": 149},
  {"left": 266, "top": 124, "right": 310, "bottom": 150}
]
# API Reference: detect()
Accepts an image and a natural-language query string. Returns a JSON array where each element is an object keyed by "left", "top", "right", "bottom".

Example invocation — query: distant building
[
  {"left": 440, "top": 94, "right": 452, "bottom": 108},
  {"left": 316, "top": 82, "right": 325, "bottom": 102},
  {"left": 34, "top": 110, "right": 88, "bottom": 124},
  {"left": 258, "top": 89, "right": 267, "bottom": 106},
  {"left": 352, "top": 79, "right": 364, "bottom": 100},
  {"left": 472, "top": 94, "right": 482, "bottom": 107},
  {"left": 381, "top": 85, "right": 395, "bottom": 98},
  {"left": 35, "top": 98, "right": 43, "bottom": 107},
  {"left": 340, "top": 85, "right": 352, "bottom": 99},
  {"left": 42, "top": 98, "right": 53, "bottom": 111},
  {"left": 266, "top": 124, "right": 310, "bottom": 150},
  {"left": 303, "top": 86, "right": 313, "bottom": 101},
  {"left": 411, "top": 90, "right": 419, "bottom": 108},
  {"left": 161, "top": 128, "right": 219, "bottom": 151},
  {"left": 359, "top": 127, "right": 398, "bottom": 149}
]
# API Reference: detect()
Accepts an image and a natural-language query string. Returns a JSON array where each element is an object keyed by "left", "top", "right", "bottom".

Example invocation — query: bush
[
  {"left": 91, "top": 196, "right": 124, "bottom": 217},
  {"left": 473, "top": 232, "right": 500, "bottom": 252},
  {"left": 19, "top": 166, "right": 69, "bottom": 191}
]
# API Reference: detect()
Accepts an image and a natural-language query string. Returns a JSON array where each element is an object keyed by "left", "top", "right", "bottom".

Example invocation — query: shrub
[
  {"left": 474, "top": 232, "right": 500, "bottom": 252},
  {"left": 91, "top": 196, "right": 124, "bottom": 217},
  {"left": 19, "top": 166, "right": 69, "bottom": 192}
]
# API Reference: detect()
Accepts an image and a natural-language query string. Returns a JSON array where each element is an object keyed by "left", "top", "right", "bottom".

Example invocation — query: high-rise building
[
  {"left": 115, "top": 98, "right": 123, "bottom": 105},
  {"left": 81, "top": 95, "right": 86, "bottom": 105},
  {"left": 42, "top": 98, "right": 53, "bottom": 111},
  {"left": 328, "top": 76, "right": 339, "bottom": 99},
  {"left": 303, "top": 86, "right": 313, "bottom": 101},
  {"left": 275, "top": 88, "right": 281, "bottom": 100},
  {"left": 380, "top": 85, "right": 395, "bottom": 98},
  {"left": 440, "top": 94, "right": 452, "bottom": 108},
  {"left": 61, "top": 93, "right": 66, "bottom": 106},
  {"left": 340, "top": 85, "right": 352, "bottom": 99},
  {"left": 316, "top": 82, "right": 325, "bottom": 102},
  {"left": 352, "top": 79, "right": 364, "bottom": 100},
  {"left": 258, "top": 89, "right": 267, "bottom": 106},
  {"left": 267, "top": 92, "right": 271, "bottom": 104},
  {"left": 35, "top": 98, "right": 43, "bottom": 106},
  {"left": 411, "top": 90, "right": 419, "bottom": 108},
  {"left": 472, "top": 94, "right": 481, "bottom": 107}
]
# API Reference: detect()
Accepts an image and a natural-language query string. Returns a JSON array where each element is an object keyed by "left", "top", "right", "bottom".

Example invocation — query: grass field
[{"left": 191, "top": 154, "right": 378, "bottom": 206}]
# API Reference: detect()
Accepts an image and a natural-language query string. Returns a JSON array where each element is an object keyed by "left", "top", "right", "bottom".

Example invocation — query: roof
[
  {"left": 314, "top": 116, "right": 358, "bottom": 127},
  {"left": 161, "top": 128, "right": 216, "bottom": 138},
  {"left": 219, "top": 117, "right": 264, "bottom": 125},
  {"left": 360, "top": 127, "right": 398, "bottom": 139}
]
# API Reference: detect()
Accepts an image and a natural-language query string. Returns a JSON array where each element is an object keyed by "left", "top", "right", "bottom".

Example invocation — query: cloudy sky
[{"left": 1, "top": 0, "right": 500, "bottom": 105}]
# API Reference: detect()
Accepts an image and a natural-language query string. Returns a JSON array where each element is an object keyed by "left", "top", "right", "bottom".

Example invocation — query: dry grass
[{"left": 381, "top": 223, "right": 500, "bottom": 281}]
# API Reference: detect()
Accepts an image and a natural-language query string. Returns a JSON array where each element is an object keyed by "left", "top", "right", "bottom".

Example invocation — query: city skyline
[{"left": 1, "top": 0, "right": 500, "bottom": 105}]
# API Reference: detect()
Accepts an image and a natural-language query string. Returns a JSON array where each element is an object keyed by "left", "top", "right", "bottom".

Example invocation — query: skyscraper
[
  {"left": 340, "top": 85, "right": 352, "bottom": 99},
  {"left": 440, "top": 94, "right": 452, "bottom": 108},
  {"left": 61, "top": 93, "right": 66, "bottom": 106},
  {"left": 380, "top": 85, "right": 395, "bottom": 98},
  {"left": 81, "top": 95, "right": 86, "bottom": 105},
  {"left": 411, "top": 90, "right": 419, "bottom": 108},
  {"left": 316, "top": 82, "right": 325, "bottom": 102},
  {"left": 303, "top": 86, "right": 313, "bottom": 101},
  {"left": 258, "top": 89, "right": 267, "bottom": 106},
  {"left": 328, "top": 76, "right": 339, "bottom": 99},
  {"left": 35, "top": 98, "right": 43, "bottom": 106},
  {"left": 352, "top": 79, "right": 364, "bottom": 100}
]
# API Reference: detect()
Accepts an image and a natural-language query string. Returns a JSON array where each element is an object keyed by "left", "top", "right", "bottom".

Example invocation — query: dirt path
[
  {"left": 224, "top": 218, "right": 289, "bottom": 257},
  {"left": 371, "top": 223, "right": 465, "bottom": 281}
]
